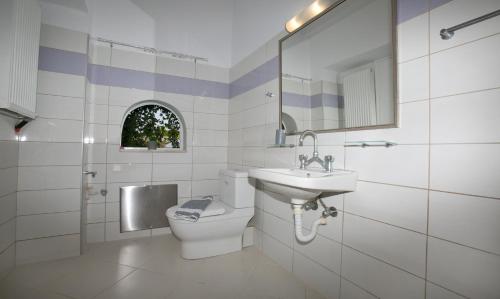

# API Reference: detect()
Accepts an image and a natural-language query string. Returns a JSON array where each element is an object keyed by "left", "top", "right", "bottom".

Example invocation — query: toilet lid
[{"left": 200, "top": 200, "right": 226, "bottom": 217}]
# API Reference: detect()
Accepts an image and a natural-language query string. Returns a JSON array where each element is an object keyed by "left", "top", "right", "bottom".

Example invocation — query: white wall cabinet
[{"left": 0, "top": 0, "right": 41, "bottom": 119}]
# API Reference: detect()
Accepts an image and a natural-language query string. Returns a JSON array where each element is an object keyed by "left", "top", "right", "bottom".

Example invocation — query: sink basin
[{"left": 248, "top": 168, "right": 357, "bottom": 204}]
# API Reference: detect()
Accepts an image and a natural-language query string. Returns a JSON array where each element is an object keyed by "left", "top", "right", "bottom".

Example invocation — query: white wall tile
[
  {"left": 0, "top": 219, "right": 15, "bottom": 253},
  {"left": 22, "top": 119, "right": 83, "bottom": 143},
  {"left": 155, "top": 56, "right": 194, "bottom": 78},
  {"left": 192, "top": 147, "right": 227, "bottom": 164},
  {"left": 154, "top": 92, "right": 194, "bottom": 112},
  {"left": 346, "top": 145, "right": 428, "bottom": 188},
  {"left": 342, "top": 246, "right": 425, "bottom": 299},
  {"left": 262, "top": 233, "right": 293, "bottom": 272},
  {"left": 427, "top": 237, "right": 500, "bottom": 299},
  {"left": 106, "top": 145, "right": 152, "bottom": 164},
  {"left": 343, "top": 213, "right": 427, "bottom": 277},
  {"left": 294, "top": 232, "right": 341, "bottom": 274},
  {"left": 152, "top": 164, "right": 192, "bottom": 181},
  {"left": 86, "top": 123, "right": 108, "bottom": 144},
  {"left": 340, "top": 278, "right": 376, "bottom": 299},
  {"left": 152, "top": 148, "right": 193, "bottom": 164},
  {"left": 430, "top": 88, "right": 500, "bottom": 143},
  {"left": 344, "top": 181, "right": 428, "bottom": 233},
  {"left": 108, "top": 87, "right": 155, "bottom": 107},
  {"left": 111, "top": 48, "right": 156, "bottom": 72},
  {"left": 87, "top": 203, "right": 105, "bottom": 224},
  {"left": 430, "top": 144, "right": 500, "bottom": 198},
  {"left": 426, "top": 282, "right": 467, "bottom": 299},
  {"left": 0, "top": 141, "right": 18, "bottom": 169},
  {"left": 85, "top": 164, "right": 106, "bottom": 184},
  {"left": 16, "top": 211, "right": 80, "bottom": 240},
  {"left": 191, "top": 179, "right": 219, "bottom": 197},
  {"left": 346, "top": 100, "right": 429, "bottom": 145},
  {"left": 18, "top": 166, "right": 81, "bottom": 190},
  {"left": 195, "top": 63, "right": 229, "bottom": 83},
  {"left": 36, "top": 94, "right": 84, "bottom": 120},
  {"left": 105, "top": 202, "right": 120, "bottom": 222},
  {"left": 192, "top": 163, "right": 226, "bottom": 180},
  {"left": 86, "top": 84, "right": 109, "bottom": 105},
  {"left": 262, "top": 212, "right": 293, "bottom": 247},
  {"left": 0, "top": 244, "right": 15, "bottom": 279},
  {"left": 398, "top": 57, "right": 429, "bottom": 103},
  {"left": 107, "top": 163, "right": 152, "bottom": 183},
  {"left": 105, "top": 222, "right": 150, "bottom": 241},
  {"left": 397, "top": 13, "right": 429, "bottom": 62},
  {"left": 18, "top": 189, "right": 80, "bottom": 215},
  {"left": 40, "top": 24, "right": 87, "bottom": 53},
  {"left": 0, "top": 193, "right": 16, "bottom": 225},
  {"left": 16, "top": 234, "right": 80, "bottom": 265},
  {"left": 292, "top": 252, "right": 341, "bottom": 299},
  {"left": 37, "top": 71, "right": 85, "bottom": 98},
  {"left": 105, "top": 181, "right": 149, "bottom": 203},
  {"left": 193, "top": 113, "right": 228, "bottom": 131},
  {"left": 430, "top": 0, "right": 500, "bottom": 53},
  {"left": 194, "top": 97, "right": 228, "bottom": 114},
  {"left": 86, "top": 223, "right": 105, "bottom": 243},
  {"left": 0, "top": 167, "right": 17, "bottom": 197},
  {"left": 85, "top": 103, "right": 108, "bottom": 124},
  {"left": 86, "top": 144, "right": 107, "bottom": 164},
  {"left": 262, "top": 192, "right": 293, "bottom": 222},
  {"left": 193, "top": 130, "right": 228, "bottom": 146},
  {"left": 429, "top": 191, "right": 500, "bottom": 254},
  {"left": 19, "top": 142, "right": 82, "bottom": 166},
  {"left": 430, "top": 34, "right": 500, "bottom": 98},
  {"left": 88, "top": 43, "right": 111, "bottom": 66}
]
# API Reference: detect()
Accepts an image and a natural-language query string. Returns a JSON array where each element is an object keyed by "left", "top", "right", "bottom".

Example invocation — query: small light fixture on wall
[{"left": 285, "top": 0, "right": 337, "bottom": 33}]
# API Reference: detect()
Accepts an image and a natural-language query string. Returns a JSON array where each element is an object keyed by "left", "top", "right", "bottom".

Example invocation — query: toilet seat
[{"left": 166, "top": 199, "right": 253, "bottom": 224}]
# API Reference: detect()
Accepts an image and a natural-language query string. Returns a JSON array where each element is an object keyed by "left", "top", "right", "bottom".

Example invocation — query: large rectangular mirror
[{"left": 280, "top": 0, "right": 397, "bottom": 134}]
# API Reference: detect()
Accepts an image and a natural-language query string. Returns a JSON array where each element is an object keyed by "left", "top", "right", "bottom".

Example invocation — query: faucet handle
[
  {"left": 324, "top": 155, "right": 334, "bottom": 172},
  {"left": 299, "top": 154, "right": 308, "bottom": 169}
]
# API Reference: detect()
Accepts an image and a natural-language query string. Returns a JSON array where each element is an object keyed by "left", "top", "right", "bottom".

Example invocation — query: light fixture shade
[{"left": 285, "top": 0, "right": 338, "bottom": 33}]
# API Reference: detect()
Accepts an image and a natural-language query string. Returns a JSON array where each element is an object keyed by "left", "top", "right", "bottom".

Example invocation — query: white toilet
[{"left": 166, "top": 169, "right": 255, "bottom": 259}]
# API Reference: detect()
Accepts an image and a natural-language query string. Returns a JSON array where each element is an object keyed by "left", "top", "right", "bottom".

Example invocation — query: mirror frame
[{"left": 279, "top": 0, "right": 399, "bottom": 135}]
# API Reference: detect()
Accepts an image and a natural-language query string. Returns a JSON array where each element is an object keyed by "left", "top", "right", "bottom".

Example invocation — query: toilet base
[{"left": 181, "top": 236, "right": 242, "bottom": 259}]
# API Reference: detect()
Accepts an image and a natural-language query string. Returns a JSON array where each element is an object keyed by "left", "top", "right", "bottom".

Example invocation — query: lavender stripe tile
[
  {"left": 38, "top": 46, "right": 87, "bottom": 76},
  {"left": 430, "top": 0, "right": 453, "bottom": 10},
  {"left": 282, "top": 92, "right": 310, "bottom": 108},
  {"left": 87, "top": 64, "right": 230, "bottom": 99},
  {"left": 230, "top": 56, "right": 279, "bottom": 98},
  {"left": 397, "top": 0, "right": 428, "bottom": 24}
]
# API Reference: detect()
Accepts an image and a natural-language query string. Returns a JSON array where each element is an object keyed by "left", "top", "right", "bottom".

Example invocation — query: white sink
[{"left": 248, "top": 168, "right": 357, "bottom": 204}]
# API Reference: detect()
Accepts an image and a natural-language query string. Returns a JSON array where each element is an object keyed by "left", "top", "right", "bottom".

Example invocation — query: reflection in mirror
[{"left": 280, "top": 0, "right": 396, "bottom": 134}]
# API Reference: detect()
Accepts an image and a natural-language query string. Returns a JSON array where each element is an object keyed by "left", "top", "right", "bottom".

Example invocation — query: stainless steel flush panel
[{"left": 120, "top": 184, "right": 177, "bottom": 233}]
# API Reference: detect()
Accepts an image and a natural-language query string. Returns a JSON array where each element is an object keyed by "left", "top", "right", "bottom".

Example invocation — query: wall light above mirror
[{"left": 280, "top": 0, "right": 398, "bottom": 135}]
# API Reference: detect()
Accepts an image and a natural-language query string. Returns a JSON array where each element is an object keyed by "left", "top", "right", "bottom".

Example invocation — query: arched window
[{"left": 120, "top": 101, "right": 185, "bottom": 151}]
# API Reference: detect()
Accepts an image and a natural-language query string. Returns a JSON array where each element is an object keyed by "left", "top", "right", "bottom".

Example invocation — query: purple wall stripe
[
  {"left": 283, "top": 92, "right": 343, "bottom": 108},
  {"left": 282, "top": 92, "right": 310, "bottom": 108},
  {"left": 229, "top": 56, "right": 279, "bottom": 98},
  {"left": 38, "top": 46, "right": 87, "bottom": 76},
  {"left": 38, "top": 1, "right": 451, "bottom": 101},
  {"left": 311, "top": 94, "right": 344, "bottom": 108},
  {"left": 397, "top": 0, "right": 452, "bottom": 24}
]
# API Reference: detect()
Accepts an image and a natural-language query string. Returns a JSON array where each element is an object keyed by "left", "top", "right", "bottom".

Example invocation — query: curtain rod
[{"left": 90, "top": 37, "right": 208, "bottom": 62}]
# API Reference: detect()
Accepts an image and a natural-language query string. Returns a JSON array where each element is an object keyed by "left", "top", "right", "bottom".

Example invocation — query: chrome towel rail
[
  {"left": 344, "top": 141, "right": 397, "bottom": 148},
  {"left": 440, "top": 9, "right": 500, "bottom": 40}
]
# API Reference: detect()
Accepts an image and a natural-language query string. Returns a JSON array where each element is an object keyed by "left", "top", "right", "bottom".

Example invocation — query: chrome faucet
[{"left": 298, "top": 130, "right": 334, "bottom": 172}]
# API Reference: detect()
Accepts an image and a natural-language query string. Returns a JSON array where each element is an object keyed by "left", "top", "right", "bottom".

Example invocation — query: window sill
[{"left": 120, "top": 147, "right": 186, "bottom": 153}]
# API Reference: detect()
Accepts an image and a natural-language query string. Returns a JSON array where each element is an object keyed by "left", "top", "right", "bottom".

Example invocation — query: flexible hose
[{"left": 293, "top": 206, "right": 326, "bottom": 243}]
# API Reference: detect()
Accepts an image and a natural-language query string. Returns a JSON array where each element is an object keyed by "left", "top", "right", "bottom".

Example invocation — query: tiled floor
[{"left": 0, "top": 234, "right": 325, "bottom": 299}]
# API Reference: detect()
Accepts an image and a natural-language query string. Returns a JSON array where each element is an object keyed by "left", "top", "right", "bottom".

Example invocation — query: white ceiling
[{"left": 39, "top": 0, "right": 312, "bottom": 67}]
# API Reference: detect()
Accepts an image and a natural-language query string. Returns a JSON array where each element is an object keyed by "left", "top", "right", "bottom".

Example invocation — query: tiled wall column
[
  {"left": 16, "top": 24, "right": 87, "bottom": 264},
  {"left": 0, "top": 116, "right": 18, "bottom": 279}
]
